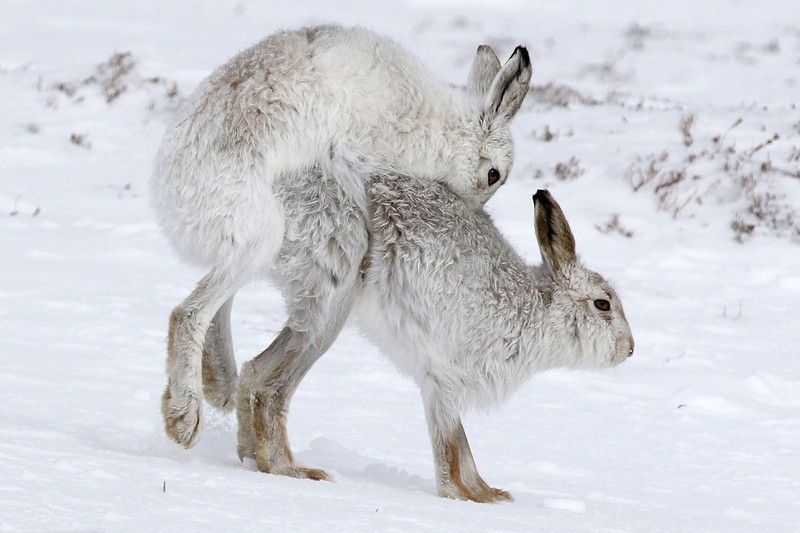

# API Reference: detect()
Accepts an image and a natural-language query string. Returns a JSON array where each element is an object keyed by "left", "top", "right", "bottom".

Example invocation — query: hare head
[
  {"left": 533, "top": 190, "right": 635, "bottom": 368},
  {"left": 451, "top": 45, "right": 532, "bottom": 208}
]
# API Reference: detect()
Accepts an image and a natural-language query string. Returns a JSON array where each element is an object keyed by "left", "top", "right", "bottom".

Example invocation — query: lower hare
[{"left": 236, "top": 170, "right": 634, "bottom": 502}]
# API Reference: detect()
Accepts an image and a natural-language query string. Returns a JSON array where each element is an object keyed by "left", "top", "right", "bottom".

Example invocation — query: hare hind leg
[
  {"left": 162, "top": 260, "right": 261, "bottom": 448},
  {"left": 424, "top": 394, "right": 512, "bottom": 503},
  {"left": 201, "top": 296, "right": 237, "bottom": 411},
  {"left": 236, "top": 281, "right": 360, "bottom": 480},
  {"left": 236, "top": 162, "right": 368, "bottom": 478},
  {"left": 237, "top": 327, "right": 333, "bottom": 480}
]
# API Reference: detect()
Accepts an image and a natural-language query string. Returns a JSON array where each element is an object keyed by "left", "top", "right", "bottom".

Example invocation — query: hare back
[
  {"left": 151, "top": 25, "right": 470, "bottom": 268},
  {"left": 356, "top": 175, "right": 545, "bottom": 410}
]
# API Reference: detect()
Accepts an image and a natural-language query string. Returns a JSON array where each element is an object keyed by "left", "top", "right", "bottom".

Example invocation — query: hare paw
[
  {"left": 161, "top": 385, "right": 202, "bottom": 448},
  {"left": 440, "top": 482, "right": 513, "bottom": 503},
  {"left": 484, "top": 486, "right": 514, "bottom": 502},
  {"left": 258, "top": 461, "right": 331, "bottom": 481},
  {"left": 203, "top": 369, "right": 237, "bottom": 412},
  {"left": 292, "top": 466, "right": 331, "bottom": 481}
]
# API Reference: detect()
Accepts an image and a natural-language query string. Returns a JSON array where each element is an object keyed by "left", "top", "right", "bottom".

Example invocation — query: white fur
[
  {"left": 234, "top": 169, "right": 634, "bottom": 502},
  {"left": 356, "top": 176, "right": 634, "bottom": 500},
  {"left": 151, "top": 25, "right": 530, "bottom": 269},
  {"left": 355, "top": 178, "right": 634, "bottom": 414},
  {"left": 151, "top": 25, "right": 532, "bottom": 449}
]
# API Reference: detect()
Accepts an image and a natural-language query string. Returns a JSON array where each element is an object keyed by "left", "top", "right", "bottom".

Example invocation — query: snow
[
  {"left": 2, "top": 0, "right": 800, "bottom": 531},
  {"left": 542, "top": 498, "right": 587, "bottom": 514}
]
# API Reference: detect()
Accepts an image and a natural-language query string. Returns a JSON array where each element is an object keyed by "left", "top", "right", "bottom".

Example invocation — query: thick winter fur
[
  {"left": 235, "top": 169, "right": 635, "bottom": 502},
  {"left": 152, "top": 25, "right": 532, "bottom": 447}
]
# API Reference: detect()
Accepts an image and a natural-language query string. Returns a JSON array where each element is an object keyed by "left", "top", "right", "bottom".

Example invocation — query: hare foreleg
[{"left": 424, "top": 393, "right": 512, "bottom": 503}]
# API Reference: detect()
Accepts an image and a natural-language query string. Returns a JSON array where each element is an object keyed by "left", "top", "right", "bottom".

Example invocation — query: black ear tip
[
  {"left": 514, "top": 46, "right": 531, "bottom": 67},
  {"left": 533, "top": 189, "right": 556, "bottom": 209},
  {"left": 477, "top": 44, "right": 492, "bottom": 53}
]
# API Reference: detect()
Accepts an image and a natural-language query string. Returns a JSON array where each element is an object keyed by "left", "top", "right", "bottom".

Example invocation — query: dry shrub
[
  {"left": 624, "top": 22, "right": 651, "bottom": 50},
  {"left": 680, "top": 114, "right": 695, "bottom": 147},
  {"left": 596, "top": 214, "right": 634, "bottom": 238},
  {"left": 49, "top": 51, "right": 180, "bottom": 110},
  {"left": 532, "top": 125, "right": 559, "bottom": 142},
  {"left": 530, "top": 83, "right": 599, "bottom": 108},
  {"left": 69, "top": 132, "right": 91, "bottom": 149},
  {"left": 555, "top": 157, "right": 585, "bottom": 180},
  {"left": 628, "top": 117, "right": 800, "bottom": 241}
]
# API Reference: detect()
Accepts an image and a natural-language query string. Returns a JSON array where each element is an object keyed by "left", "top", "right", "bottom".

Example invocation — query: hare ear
[
  {"left": 533, "top": 190, "right": 577, "bottom": 272},
  {"left": 467, "top": 45, "right": 501, "bottom": 96},
  {"left": 483, "top": 46, "right": 531, "bottom": 126}
]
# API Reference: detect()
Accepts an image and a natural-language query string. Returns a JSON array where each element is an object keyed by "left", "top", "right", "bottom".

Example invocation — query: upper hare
[
  {"left": 151, "top": 25, "right": 532, "bottom": 447},
  {"left": 236, "top": 168, "right": 635, "bottom": 502}
]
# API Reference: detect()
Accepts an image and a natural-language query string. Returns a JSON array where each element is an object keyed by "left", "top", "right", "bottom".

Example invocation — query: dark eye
[
  {"left": 594, "top": 299, "right": 611, "bottom": 312},
  {"left": 487, "top": 168, "right": 500, "bottom": 186}
]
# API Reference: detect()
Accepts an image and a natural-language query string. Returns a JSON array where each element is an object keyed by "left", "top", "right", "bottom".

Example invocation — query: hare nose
[{"left": 627, "top": 336, "right": 635, "bottom": 357}]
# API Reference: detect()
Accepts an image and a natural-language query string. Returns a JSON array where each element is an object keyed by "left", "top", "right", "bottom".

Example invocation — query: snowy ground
[{"left": 2, "top": 1, "right": 800, "bottom": 531}]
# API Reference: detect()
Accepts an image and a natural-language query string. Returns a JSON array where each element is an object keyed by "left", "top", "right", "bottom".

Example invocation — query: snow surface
[{"left": 2, "top": 0, "right": 800, "bottom": 531}]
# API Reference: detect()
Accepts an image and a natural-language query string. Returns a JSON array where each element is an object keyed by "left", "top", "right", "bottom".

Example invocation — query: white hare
[
  {"left": 236, "top": 167, "right": 635, "bottom": 502},
  {"left": 151, "top": 25, "right": 532, "bottom": 447}
]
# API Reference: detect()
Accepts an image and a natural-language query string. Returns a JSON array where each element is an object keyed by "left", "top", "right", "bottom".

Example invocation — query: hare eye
[
  {"left": 487, "top": 168, "right": 500, "bottom": 186},
  {"left": 594, "top": 299, "right": 611, "bottom": 312}
]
